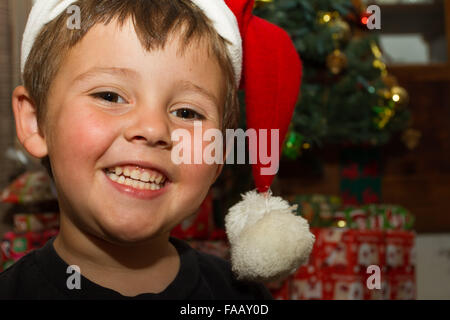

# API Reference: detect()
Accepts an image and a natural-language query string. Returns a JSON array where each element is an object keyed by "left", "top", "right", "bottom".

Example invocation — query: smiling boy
[
  {"left": 0, "top": 0, "right": 313, "bottom": 300},
  {"left": 0, "top": 0, "right": 274, "bottom": 299}
]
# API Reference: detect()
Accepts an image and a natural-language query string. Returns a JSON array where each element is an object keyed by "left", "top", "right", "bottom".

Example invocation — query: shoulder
[
  {"left": 0, "top": 251, "right": 40, "bottom": 299},
  {"left": 187, "top": 242, "right": 273, "bottom": 300}
]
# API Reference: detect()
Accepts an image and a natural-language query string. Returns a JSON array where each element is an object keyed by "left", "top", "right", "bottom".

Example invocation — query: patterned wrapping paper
[
  {"left": 13, "top": 213, "right": 59, "bottom": 233},
  {"left": 288, "top": 227, "right": 416, "bottom": 300},
  {"left": 0, "top": 229, "right": 59, "bottom": 272},
  {"left": 1, "top": 171, "right": 56, "bottom": 204}
]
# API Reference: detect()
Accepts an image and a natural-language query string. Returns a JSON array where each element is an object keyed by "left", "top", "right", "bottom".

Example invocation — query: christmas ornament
[
  {"left": 283, "top": 130, "right": 304, "bottom": 160},
  {"left": 326, "top": 49, "right": 348, "bottom": 74},
  {"left": 391, "top": 86, "right": 409, "bottom": 107},
  {"left": 331, "top": 18, "right": 351, "bottom": 43},
  {"left": 378, "top": 88, "right": 392, "bottom": 100},
  {"left": 318, "top": 11, "right": 339, "bottom": 24},
  {"left": 373, "top": 106, "right": 394, "bottom": 129},
  {"left": 382, "top": 74, "right": 398, "bottom": 89}
]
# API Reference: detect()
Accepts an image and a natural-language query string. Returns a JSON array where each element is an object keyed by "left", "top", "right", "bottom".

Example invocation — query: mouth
[{"left": 103, "top": 164, "right": 169, "bottom": 191}]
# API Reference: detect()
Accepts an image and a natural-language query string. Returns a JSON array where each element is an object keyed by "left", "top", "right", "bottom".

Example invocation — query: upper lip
[{"left": 104, "top": 160, "right": 172, "bottom": 182}]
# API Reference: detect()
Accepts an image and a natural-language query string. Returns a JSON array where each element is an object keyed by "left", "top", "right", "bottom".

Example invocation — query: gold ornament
[
  {"left": 331, "top": 18, "right": 351, "bottom": 42},
  {"left": 382, "top": 74, "right": 398, "bottom": 88},
  {"left": 326, "top": 49, "right": 348, "bottom": 74},
  {"left": 370, "top": 41, "right": 383, "bottom": 59},
  {"left": 373, "top": 59, "right": 387, "bottom": 73},
  {"left": 402, "top": 129, "right": 422, "bottom": 150},
  {"left": 391, "top": 86, "right": 409, "bottom": 107},
  {"left": 318, "top": 11, "right": 339, "bottom": 24},
  {"left": 378, "top": 88, "right": 392, "bottom": 100}
]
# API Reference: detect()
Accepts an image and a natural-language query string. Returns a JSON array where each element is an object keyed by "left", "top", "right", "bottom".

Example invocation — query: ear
[{"left": 12, "top": 86, "right": 48, "bottom": 158}]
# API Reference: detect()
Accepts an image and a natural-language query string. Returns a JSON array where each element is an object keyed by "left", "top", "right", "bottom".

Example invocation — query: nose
[{"left": 123, "top": 105, "right": 172, "bottom": 149}]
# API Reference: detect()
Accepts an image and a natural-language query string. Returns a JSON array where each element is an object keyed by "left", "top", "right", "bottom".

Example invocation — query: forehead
[{"left": 56, "top": 18, "right": 226, "bottom": 105}]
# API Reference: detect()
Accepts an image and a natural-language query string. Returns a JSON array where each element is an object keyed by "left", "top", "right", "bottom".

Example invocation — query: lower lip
[{"left": 103, "top": 171, "right": 170, "bottom": 200}]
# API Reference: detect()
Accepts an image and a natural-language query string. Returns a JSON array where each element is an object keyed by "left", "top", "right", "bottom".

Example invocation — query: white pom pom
[{"left": 225, "top": 190, "right": 315, "bottom": 282}]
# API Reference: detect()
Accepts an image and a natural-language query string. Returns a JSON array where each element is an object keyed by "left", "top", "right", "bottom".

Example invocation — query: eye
[
  {"left": 171, "top": 108, "right": 205, "bottom": 120},
  {"left": 92, "top": 91, "right": 127, "bottom": 104}
]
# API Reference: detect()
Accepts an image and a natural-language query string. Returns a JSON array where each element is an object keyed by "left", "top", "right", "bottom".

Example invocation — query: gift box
[
  {"left": 290, "top": 227, "right": 414, "bottom": 300},
  {"left": 1, "top": 171, "right": 56, "bottom": 204},
  {"left": 13, "top": 213, "right": 59, "bottom": 233},
  {"left": 385, "top": 230, "right": 416, "bottom": 270},
  {"left": 387, "top": 266, "right": 416, "bottom": 300},
  {"left": 291, "top": 194, "right": 342, "bottom": 228},
  {"left": 266, "top": 276, "right": 292, "bottom": 300},
  {"left": 323, "top": 271, "right": 365, "bottom": 300},
  {"left": 291, "top": 264, "right": 323, "bottom": 300},
  {"left": 0, "top": 229, "right": 59, "bottom": 272}
]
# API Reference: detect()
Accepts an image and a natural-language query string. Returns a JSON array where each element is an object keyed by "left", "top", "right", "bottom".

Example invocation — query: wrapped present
[
  {"left": 322, "top": 272, "right": 365, "bottom": 300},
  {"left": 0, "top": 229, "right": 59, "bottom": 272},
  {"left": 291, "top": 194, "right": 342, "bottom": 228},
  {"left": 291, "top": 264, "right": 323, "bottom": 300},
  {"left": 380, "top": 205, "right": 415, "bottom": 230},
  {"left": 13, "top": 213, "right": 59, "bottom": 233},
  {"left": 315, "top": 227, "right": 351, "bottom": 271},
  {"left": 387, "top": 266, "right": 416, "bottom": 300},
  {"left": 362, "top": 204, "right": 415, "bottom": 231},
  {"left": 266, "top": 276, "right": 292, "bottom": 300},
  {"left": 1, "top": 171, "right": 56, "bottom": 204},
  {"left": 171, "top": 192, "right": 214, "bottom": 240},
  {"left": 385, "top": 230, "right": 416, "bottom": 269}
]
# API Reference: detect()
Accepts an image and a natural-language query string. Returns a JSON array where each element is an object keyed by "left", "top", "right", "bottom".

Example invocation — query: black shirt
[{"left": 0, "top": 237, "right": 272, "bottom": 300}]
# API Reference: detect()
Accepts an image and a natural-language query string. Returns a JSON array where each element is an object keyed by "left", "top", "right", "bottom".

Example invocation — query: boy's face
[{"left": 42, "top": 19, "right": 225, "bottom": 244}]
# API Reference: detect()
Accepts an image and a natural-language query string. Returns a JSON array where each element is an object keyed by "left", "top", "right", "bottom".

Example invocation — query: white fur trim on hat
[
  {"left": 225, "top": 190, "right": 316, "bottom": 282},
  {"left": 21, "top": 0, "right": 243, "bottom": 86}
]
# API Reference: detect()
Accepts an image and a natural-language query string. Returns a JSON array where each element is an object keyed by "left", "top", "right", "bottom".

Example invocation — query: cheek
[
  {"left": 175, "top": 162, "right": 218, "bottom": 210},
  {"left": 49, "top": 107, "right": 116, "bottom": 170}
]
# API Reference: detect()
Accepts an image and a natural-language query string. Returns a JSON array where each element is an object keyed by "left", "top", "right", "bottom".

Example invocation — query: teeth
[
  {"left": 141, "top": 172, "right": 151, "bottom": 182},
  {"left": 131, "top": 170, "right": 140, "bottom": 180},
  {"left": 107, "top": 171, "right": 164, "bottom": 190},
  {"left": 106, "top": 165, "right": 167, "bottom": 189}
]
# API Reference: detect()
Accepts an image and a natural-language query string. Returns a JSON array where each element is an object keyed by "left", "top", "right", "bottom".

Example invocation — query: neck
[{"left": 53, "top": 213, "right": 180, "bottom": 296}]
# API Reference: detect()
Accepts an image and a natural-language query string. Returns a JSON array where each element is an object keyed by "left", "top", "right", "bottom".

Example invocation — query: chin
[{"left": 99, "top": 217, "right": 166, "bottom": 245}]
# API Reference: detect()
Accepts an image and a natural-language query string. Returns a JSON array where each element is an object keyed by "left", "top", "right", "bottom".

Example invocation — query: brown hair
[{"left": 23, "top": 0, "right": 240, "bottom": 176}]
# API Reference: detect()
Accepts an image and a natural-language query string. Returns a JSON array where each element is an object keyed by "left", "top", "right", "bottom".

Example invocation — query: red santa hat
[
  {"left": 21, "top": 0, "right": 315, "bottom": 282},
  {"left": 222, "top": 0, "right": 315, "bottom": 282}
]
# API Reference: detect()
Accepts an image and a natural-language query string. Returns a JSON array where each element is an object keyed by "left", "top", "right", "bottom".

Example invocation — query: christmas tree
[{"left": 253, "top": 0, "right": 411, "bottom": 159}]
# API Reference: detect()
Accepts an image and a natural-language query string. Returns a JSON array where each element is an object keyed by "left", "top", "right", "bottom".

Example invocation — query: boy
[{"left": 0, "top": 0, "right": 313, "bottom": 299}]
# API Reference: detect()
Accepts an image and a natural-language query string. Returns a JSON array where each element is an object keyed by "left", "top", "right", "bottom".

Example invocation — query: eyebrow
[
  {"left": 177, "top": 80, "right": 220, "bottom": 107},
  {"left": 73, "top": 67, "right": 141, "bottom": 84},
  {"left": 72, "top": 67, "right": 220, "bottom": 106}
]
